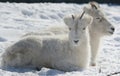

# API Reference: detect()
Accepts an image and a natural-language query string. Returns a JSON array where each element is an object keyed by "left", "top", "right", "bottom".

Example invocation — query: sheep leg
[{"left": 90, "top": 37, "right": 100, "bottom": 66}]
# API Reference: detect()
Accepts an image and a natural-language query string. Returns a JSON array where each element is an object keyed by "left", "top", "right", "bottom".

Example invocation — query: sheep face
[
  {"left": 64, "top": 12, "right": 93, "bottom": 46},
  {"left": 83, "top": 1, "right": 115, "bottom": 36}
]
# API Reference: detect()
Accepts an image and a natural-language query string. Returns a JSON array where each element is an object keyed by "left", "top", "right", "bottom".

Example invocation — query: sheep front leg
[{"left": 90, "top": 37, "right": 100, "bottom": 66}]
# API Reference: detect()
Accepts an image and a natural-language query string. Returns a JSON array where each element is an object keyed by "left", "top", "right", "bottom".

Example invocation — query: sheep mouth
[
  {"left": 73, "top": 42, "right": 79, "bottom": 46},
  {"left": 109, "top": 31, "right": 114, "bottom": 34}
]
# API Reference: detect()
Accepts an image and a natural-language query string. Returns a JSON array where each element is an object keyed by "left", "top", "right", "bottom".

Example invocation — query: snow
[{"left": 0, "top": 2, "right": 120, "bottom": 76}]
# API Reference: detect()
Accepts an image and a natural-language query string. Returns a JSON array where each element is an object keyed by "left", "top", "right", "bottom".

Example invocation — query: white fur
[
  {"left": 83, "top": 1, "right": 115, "bottom": 66},
  {"left": 46, "top": 25, "right": 69, "bottom": 35},
  {"left": 46, "top": 2, "right": 115, "bottom": 66},
  {"left": 22, "top": 31, "right": 54, "bottom": 37},
  {"left": 1, "top": 13, "right": 93, "bottom": 72}
]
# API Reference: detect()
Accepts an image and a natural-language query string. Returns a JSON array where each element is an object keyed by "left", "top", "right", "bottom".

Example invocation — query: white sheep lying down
[{"left": 1, "top": 12, "right": 93, "bottom": 72}]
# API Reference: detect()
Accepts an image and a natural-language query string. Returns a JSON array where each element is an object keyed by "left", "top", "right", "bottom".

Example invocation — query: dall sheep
[
  {"left": 46, "top": 1, "right": 115, "bottom": 66},
  {"left": 83, "top": 1, "right": 115, "bottom": 66},
  {"left": 1, "top": 12, "right": 93, "bottom": 72}
]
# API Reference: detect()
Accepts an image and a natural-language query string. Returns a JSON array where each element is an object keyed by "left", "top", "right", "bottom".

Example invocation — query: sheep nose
[
  {"left": 74, "top": 40, "right": 79, "bottom": 44},
  {"left": 111, "top": 27, "right": 115, "bottom": 32}
]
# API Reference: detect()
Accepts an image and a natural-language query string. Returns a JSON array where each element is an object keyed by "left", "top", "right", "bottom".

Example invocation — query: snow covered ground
[{"left": 0, "top": 2, "right": 120, "bottom": 76}]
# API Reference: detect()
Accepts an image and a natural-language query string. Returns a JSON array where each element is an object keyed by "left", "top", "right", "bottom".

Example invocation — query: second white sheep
[{"left": 1, "top": 12, "right": 93, "bottom": 72}]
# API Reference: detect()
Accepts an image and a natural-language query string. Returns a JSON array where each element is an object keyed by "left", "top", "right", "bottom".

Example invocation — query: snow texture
[{"left": 0, "top": 2, "right": 120, "bottom": 76}]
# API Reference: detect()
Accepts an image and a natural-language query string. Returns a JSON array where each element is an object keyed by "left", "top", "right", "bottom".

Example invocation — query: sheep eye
[
  {"left": 96, "top": 17, "right": 101, "bottom": 19},
  {"left": 96, "top": 17, "right": 102, "bottom": 22},
  {"left": 69, "top": 28, "right": 71, "bottom": 30},
  {"left": 83, "top": 28, "right": 85, "bottom": 30}
]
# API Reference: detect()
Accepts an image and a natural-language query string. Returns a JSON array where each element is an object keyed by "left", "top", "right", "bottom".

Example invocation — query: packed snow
[{"left": 0, "top": 2, "right": 120, "bottom": 76}]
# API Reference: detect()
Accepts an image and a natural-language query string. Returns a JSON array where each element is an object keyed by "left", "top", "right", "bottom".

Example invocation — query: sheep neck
[{"left": 89, "top": 20, "right": 103, "bottom": 38}]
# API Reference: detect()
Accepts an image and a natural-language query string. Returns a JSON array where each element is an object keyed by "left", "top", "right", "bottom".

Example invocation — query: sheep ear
[
  {"left": 89, "top": 1, "right": 100, "bottom": 9},
  {"left": 64, "top": 15, "right": 74, "bottom": 26},
  {"left": 86, "top": 15, "right": 93, "bottom": 25},
  {"left": 90, "top": 16, "right": 93, "bottom": 24},
  {"left": 89, "top": 16, "right": 93, "bottom": 24}
]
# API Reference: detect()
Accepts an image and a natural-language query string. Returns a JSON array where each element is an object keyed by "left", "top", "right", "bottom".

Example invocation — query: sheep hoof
[
  {"left": 36, "top": 67, "right": 41, "bottom": 71},
  {"left": 91, "top": 63, "right": 96, "bottom": 66}
]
